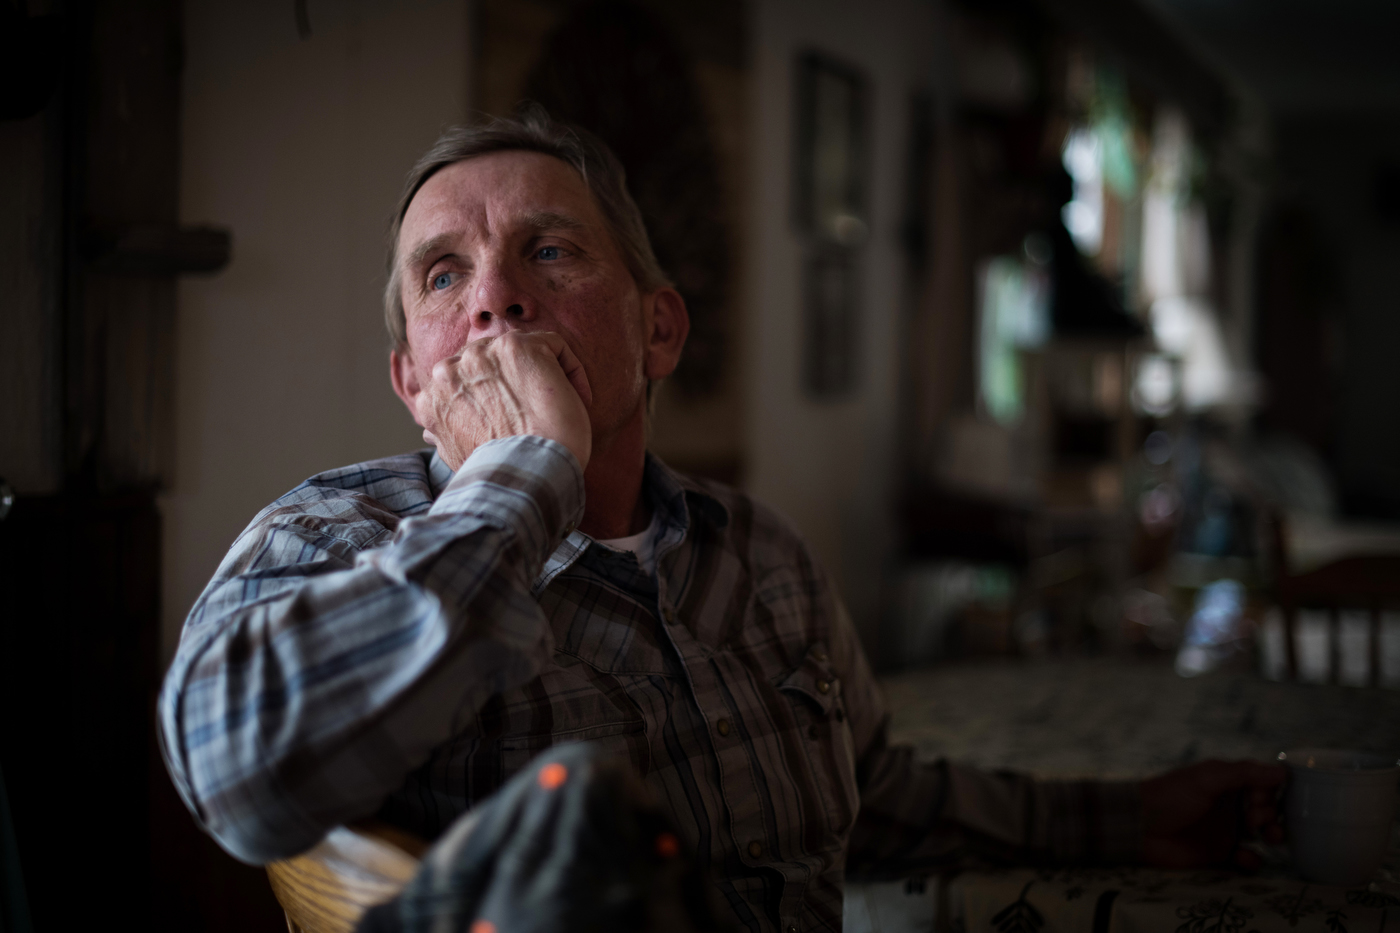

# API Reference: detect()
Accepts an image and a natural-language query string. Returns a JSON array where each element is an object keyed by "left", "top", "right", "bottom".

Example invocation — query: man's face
[{"left": 391, "top": 150, "right": 675, "bottom": 443}]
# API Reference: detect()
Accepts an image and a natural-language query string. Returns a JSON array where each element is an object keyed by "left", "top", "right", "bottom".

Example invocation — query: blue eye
[
  {"left": 432, "top": 272, "right": 453, "bottom": 290},
  {"left": 537, "top": 246, "right": 561, "bottom": 261}
]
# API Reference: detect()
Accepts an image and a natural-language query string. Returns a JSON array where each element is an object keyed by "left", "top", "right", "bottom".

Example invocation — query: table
[
  {"left": 848, "top": 864, "right": 1400, "bottom": 933},
  {"left": 957, "top": 865, "right": 1399, "bottom": 933},
  {"left": 879, "top": 659, "right": 1400, "bottom": 781},
  {"left": 843, "top": 659, "right": 1400, "bottom": 932}
]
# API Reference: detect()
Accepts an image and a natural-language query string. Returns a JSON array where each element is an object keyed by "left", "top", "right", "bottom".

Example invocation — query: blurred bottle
[{"left": 1175, "top": 578, "right": 1249, "bottom": 676}]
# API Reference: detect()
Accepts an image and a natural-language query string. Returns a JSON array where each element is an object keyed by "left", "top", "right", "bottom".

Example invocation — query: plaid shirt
[{"left": 159, "top": 436, "right": 1141, "bottom": 933}]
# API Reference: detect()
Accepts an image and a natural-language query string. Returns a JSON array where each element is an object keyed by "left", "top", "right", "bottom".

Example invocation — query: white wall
[
  {"left": 746, "top": 0, "right": 939, "bottom": 652},
  {"left": 163, "top": 0, "right": 470, "bottom": 656}
]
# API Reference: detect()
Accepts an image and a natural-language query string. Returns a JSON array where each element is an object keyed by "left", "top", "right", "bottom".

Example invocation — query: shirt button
[
  {"left": 787, "top": 925, "right": 799, "bottom": 933},
  {"left": 748, "top": 841, "right": 763, "bottom": 859},
  {"left": 813, "top": 650, "right": 828, "bottom": 663},
  {"left": 717, "top": 718, "right": 731, "bottom": 737},
  {"left": 662, "top": 606, "right": 676, "bottom": 623},
  {"left": 816, "top": 680, "right": 830, "bottom": 694}
]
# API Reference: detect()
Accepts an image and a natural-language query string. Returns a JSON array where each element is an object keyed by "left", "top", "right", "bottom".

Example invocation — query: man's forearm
[
  {"left": 849, "top": 741, "right": 1142, "bottom": 874},
  {"left": 158, "top": 436, "right": 584, "bottom": 864}
]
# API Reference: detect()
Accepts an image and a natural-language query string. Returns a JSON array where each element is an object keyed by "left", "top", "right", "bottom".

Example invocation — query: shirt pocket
[
  {"left": 495, "top": 656, "right": 654, "bottom": 784},
  {"left": 777, "top": 642, "right": 860, "bottom": 836},
  {"left": 499, "top": 717, "right": 650, "bottom": 780}
]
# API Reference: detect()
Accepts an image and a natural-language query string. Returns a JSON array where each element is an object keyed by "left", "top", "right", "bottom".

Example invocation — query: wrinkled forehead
[{"left": 398, "top": 150, "right": 598, "bottom": 252}]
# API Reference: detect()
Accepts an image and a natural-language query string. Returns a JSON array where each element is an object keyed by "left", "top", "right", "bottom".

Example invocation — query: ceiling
[{"left": 1140, "top": 0, "right": 1400, "bottom": 116}]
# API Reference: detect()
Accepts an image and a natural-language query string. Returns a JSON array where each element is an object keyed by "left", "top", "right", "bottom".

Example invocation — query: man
[{"left": 159, "top": 111, "right": 1283, "bottom": 933}]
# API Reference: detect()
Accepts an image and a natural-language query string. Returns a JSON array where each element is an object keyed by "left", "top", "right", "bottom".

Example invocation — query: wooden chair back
[
  {"left": 1268, "top": 514, "right": 1400, "bottom": 684},
  {"left": 266, "top": 821, "right": 426, "bottom": 933}
]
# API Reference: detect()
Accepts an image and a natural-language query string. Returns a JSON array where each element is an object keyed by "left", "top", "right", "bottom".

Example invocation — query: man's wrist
[
  {"left": 431, "top": 435, "right": 586, "bottom": 563},
  {"left": 1039, "top": 779, "right": 1144, "bottom": 865}
]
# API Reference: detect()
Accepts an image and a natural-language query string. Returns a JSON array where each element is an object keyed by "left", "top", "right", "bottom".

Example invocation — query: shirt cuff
[
  {"left": 430, "top": 435, "right": 586, "bottom": 569},
  {"left": 1039, "top": 779, "right": 1143, "bottom": 865}
]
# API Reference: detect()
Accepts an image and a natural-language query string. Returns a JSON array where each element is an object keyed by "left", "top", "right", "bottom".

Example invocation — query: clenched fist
[{"left": 414, "top": 331, "right": 593, "bottom": 472}]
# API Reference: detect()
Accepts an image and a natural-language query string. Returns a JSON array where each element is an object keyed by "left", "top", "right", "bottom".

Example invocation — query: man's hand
[
  {"left": 415, "top": 331, "right": 593, "bottom": 472},
  {"left": 1141, "top": 760, "right": 1287, "bottom": 869}
]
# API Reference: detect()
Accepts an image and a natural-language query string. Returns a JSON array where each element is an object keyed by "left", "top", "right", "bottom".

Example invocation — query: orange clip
[{"left": 538, "top": 762, "right": 568, "bottom": 790}]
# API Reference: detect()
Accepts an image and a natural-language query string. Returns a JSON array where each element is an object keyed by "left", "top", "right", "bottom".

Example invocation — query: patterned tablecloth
[
  {"left": 956, "top": 866, "right": 1399, "bottom": 933},
  {"left": 846, "top": 864, "right": 1400, "bottom": 933}
]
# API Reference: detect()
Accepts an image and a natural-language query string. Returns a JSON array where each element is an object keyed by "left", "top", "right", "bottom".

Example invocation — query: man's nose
[{"left": 468, "top": 261, "right": 536, "bottom": 339}]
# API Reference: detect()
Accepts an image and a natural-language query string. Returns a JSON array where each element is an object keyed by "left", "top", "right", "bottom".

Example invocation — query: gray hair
[{"left": 383, "top": 106, "right": 671, "bottom": 347}]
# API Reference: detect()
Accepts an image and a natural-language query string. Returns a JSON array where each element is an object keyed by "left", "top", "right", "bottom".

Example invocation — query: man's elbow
[
  {"left": 158, "top": 711, "right": 331, "bottom": 865},
  {"left": 170, "top": 756, "right": 334, "bottom": 864},
  {"left": 198, "top": 806, "right": 330, "bottom": 866}
]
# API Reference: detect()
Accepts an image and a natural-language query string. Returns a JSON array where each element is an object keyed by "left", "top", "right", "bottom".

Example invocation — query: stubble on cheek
[{"left": 557, "top": 278, "right": 647, "bottom": 427}]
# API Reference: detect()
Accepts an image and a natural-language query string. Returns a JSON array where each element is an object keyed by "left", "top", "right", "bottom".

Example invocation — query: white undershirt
[{"left": 595, "top": 510, "right": 661, "bottom": 575}]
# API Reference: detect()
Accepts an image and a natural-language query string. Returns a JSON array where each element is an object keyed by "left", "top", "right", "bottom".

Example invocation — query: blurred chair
[
  {"left": 266, "top": 821, "right": 425, "bottom": 933},
  {"left": 1269, "top": 514, "right": 1400, "bottom": 684}
]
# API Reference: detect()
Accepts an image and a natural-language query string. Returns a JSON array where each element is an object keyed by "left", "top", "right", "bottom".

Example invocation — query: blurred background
[{"left": 3, "top": 0, "right": 1400, "bottom": 929}]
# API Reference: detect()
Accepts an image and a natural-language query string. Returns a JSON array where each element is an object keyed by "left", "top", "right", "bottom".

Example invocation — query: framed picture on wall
[
  {"left": 794, "top": 52, "right": 869, "bottom": 398},
  {"left": 794, "top": 52, "right": 870, "bottom": 240}
]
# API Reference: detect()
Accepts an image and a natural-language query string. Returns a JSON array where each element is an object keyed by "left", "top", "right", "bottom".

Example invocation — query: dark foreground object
[{"left": 359, "top": 743, "right": 726, "bottom": 933}]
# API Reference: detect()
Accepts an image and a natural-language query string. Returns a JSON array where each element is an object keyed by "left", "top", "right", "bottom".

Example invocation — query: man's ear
[
  {"left": 390, "top": 346, "right": 425, "bottom": 426},
  {"left": 643, "top": 287, "right": 690, "bottom": 381}
]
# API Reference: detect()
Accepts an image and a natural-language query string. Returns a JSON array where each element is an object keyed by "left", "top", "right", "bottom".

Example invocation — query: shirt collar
[
  {"left": 428, "top": 444, "right": 729, "bottom": 593},
  {"left": 537, "top": 452, "right": 730, "bottom": 593},
  {"left": 427, "top": 448, "right": 455, "bottom": 499}
]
